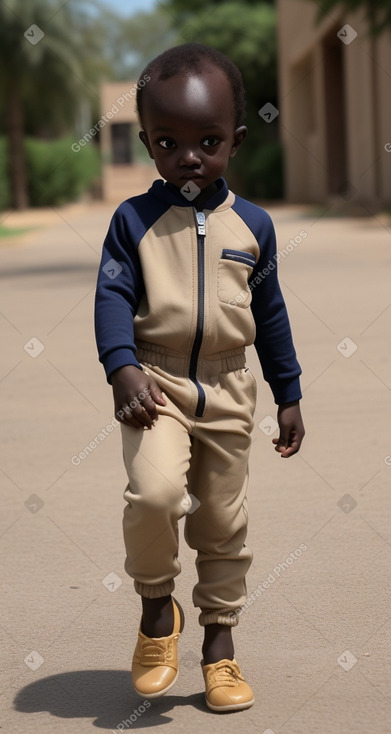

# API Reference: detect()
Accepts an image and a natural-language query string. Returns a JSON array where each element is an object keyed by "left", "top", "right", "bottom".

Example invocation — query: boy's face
[{"left": 139, "top": 64, "right": 247, "bottom": 191}]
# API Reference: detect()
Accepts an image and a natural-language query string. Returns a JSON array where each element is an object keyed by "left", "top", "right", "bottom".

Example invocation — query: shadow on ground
[{"left": 13, "top": 670, "right": 214, "bottom": 728}]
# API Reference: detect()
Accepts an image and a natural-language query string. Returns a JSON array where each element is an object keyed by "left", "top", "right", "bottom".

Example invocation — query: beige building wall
[
  {"left": 277, "top": 0, "right": 391, "bottom": 205},
  {"left": 100, "top": 82, "right": 155, "bottom": 203}
]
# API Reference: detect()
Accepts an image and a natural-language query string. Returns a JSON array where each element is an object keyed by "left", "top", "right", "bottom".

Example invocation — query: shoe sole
[{"left": 205, "top": 695, "right": 255, "bottom": 712}]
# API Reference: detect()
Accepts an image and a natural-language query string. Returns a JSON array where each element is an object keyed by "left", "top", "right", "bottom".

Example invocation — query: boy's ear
[
  {"left": 139, "top": 130, "right": 154, "bottom": 160},
  {"left": 230, "top": 126, "right": 247, "bottom": 158}
]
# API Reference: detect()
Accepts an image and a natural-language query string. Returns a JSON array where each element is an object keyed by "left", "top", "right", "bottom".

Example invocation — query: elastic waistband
[{"left": 136, "top": 340, "right": 246, "bottom": 373}]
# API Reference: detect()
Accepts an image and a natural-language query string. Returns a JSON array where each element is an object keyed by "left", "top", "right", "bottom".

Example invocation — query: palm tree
[{"left": 0, "top": 0, "right": 100, "bottom": 209}]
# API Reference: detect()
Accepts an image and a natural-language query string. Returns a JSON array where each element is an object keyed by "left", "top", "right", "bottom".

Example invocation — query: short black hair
[{"left": 136, "top": 43, "right": 246, "bottom": 129}]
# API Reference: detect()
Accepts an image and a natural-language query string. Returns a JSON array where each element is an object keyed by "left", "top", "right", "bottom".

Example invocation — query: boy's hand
[
  {"left": 111, "top": 365, "right": 166, "bottom": 430},
  {"left": 272, "top": 400, "right": 305, "bottom": 458}
]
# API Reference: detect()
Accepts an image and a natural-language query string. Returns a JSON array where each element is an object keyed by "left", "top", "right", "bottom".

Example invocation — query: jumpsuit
[{"left": 94, "top": 177, "right": 302, "bottom": 627}]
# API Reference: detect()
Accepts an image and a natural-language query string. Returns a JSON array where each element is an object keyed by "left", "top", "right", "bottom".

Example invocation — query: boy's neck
[
  {"left": 164, "top": 178, "right": 220, "bottom": 209},
  {"left": 192, "top": 181, "right": 219, "bottom": 210}
]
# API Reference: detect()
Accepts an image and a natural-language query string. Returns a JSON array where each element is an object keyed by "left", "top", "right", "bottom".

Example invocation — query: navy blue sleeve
[
  {"left": 233, "top": 197, "right": 302, "bottom": 404},
  {"left": 94, "top": 201, "right": 145, "bottom": 383}
]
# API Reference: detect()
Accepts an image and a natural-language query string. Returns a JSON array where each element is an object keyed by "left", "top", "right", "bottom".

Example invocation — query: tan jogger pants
[{"left": 121, "top": 342, "right": 257, "bottom": 627}]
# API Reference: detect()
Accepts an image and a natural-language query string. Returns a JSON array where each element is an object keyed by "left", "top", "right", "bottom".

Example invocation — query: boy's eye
[
  {"left": 157, "top": 138, "right": 176, "bottom": 149},
  {"left": 202, "top": 137, "right": 221, "bottom": 147}
]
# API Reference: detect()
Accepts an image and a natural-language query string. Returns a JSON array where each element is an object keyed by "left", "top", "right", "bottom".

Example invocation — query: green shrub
[
  {"left": 0, "top": 136, "right": 101, "bottom": 209},
  {"left": 227, "top": 140, "right": 284, "bottom": 201},
  {"left": 0, "top": 134, "right": 283, "bottom": 208},
  {"left": 25, "top": 137, "right": 100, "bottom": 207}
]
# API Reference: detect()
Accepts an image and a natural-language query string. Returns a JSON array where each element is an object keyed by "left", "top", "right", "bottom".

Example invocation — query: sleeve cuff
[
  {"left": 269, "top": 376, "right": 302, "bottom": 405},
  {"left": 103, "top": 349, "right": 142, "bottom": 384}
]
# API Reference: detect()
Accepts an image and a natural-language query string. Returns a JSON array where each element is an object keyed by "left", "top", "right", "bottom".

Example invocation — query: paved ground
[{"left": 1, "top": 195, "right": 391, "bottom": 734}]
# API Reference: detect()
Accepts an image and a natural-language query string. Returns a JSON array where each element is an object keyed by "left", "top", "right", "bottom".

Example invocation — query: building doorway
[
  {"left": 322, "top": 28, "right": 348, "bottom": 195},
  {"left": 111, "top": 123, "right": 132, "bottom": 164}
]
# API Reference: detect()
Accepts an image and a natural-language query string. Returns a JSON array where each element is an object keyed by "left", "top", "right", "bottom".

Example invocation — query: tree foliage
[
  {"left": 0, "top": 0, "right": 111, "bottom": 207},
  {"left": 0, "top": 0, "right": 282, "bottom": 206},
  {"left": 0, "top": 0, "right": 110, "bottom": 134},
  {"left": 174, "top": 2, "right": 277, "bottom": 100},
  {"left": 309, "top": 0, "right": 391, "bottom": 35},
  {"left": 165, "top": 1, "right": 281, "bottom": 198},
  {"left": 161, "top": 0, "right": 274, "bottom": 19},
  {"left": 104, "top": 7, "right": 177, "bottom": 79}
]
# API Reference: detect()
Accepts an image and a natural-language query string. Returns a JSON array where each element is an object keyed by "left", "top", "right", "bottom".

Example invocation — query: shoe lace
[
  {"left": 139, "top": 635, "right": 177, "bottom": 665},
  {"left": 211, "top": 660, "right": 244, "bottom": 687}
]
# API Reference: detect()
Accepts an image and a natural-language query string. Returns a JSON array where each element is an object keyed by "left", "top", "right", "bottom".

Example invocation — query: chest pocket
[{"left": 217, "top": 248, "right": 256, "bottom": 308}]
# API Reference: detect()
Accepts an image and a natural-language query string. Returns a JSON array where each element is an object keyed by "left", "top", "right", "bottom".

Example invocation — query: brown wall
[
  {"left": 277, "top": 0, "right": 391, "bottom": 205},
  {"left": 99, "top": 82, "right": 155, "bottom": 203}
]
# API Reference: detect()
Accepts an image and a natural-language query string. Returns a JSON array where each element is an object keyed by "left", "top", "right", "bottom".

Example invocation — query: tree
[
  {"left": 309, "top": 0, "right": 391, "bottom": 35},
  {"left": 160, "top": 1, "right": 280, "bottom": 197},
  {"left": 162, "top": 0, "right": 275, "bottom": 16},
  {"left": 0, "top": 0, "right": 108, "bottom": 209},
  {"left": 103, "top": 6, "right": 178, "bottom": 79}
]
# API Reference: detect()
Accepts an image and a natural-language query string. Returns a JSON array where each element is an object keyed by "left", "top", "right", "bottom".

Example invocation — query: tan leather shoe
[
  {"left": 131, "top": 597, "right": 184, "bottom": 698},
  {"left": 201, "top": 658, "right": 254, "bottom": 711}
]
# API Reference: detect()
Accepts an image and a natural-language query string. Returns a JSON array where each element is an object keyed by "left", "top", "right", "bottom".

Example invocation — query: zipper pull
[{"left": 195, "top": 211, "right": 206, "bottom": 236}]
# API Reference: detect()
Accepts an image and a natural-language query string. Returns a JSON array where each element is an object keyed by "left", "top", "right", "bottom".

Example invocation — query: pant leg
[
  {"left": 184, "top": 366, "right": 257, "bottom": 627},
  {"left": 121, "top": 410, "right": 192, "bottom": 598}
]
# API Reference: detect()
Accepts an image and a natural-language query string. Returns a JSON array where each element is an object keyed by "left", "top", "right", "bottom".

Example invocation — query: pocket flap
[{"left": 221, "top": 249, "right": 256, "bottom": 267}]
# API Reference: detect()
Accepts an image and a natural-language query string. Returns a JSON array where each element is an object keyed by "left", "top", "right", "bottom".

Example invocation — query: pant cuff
[
  {"left": 199, "top": 610, "right": 239, "bottom": 627},
  {"left": 134, "top": 579, "right": 175, "bottom": 598}
]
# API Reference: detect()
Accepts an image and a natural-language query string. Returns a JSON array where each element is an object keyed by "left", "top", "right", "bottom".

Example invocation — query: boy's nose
[{"left": 179, "top": 148, "right": 202, "bottom": 167}]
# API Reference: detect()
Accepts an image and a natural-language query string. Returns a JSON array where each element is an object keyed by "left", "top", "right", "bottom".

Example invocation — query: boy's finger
[
  {"left": 140, "top": 393, "right": 160, "bottom": 421},
  {"left": 272, "top": 436, "right": 287, "bottom": 450},
  {"left": 279, "top": 442, "right": 299, "bottom": 457},
  {"left": 272, "top": 436, "right": 289, "bottom": 453},
  {"left": 117, "top": 403, "right": 153, "bottom": 429},
  {"left": 273, "top": 435, "right": 300, "bottom": 457},
  {"left": 131, "top": 402, "right": 156, "bottom": 428},
  {"left": 149, "top": 385, "right": 167, "bottom": 405},
  {"left": 126, "top": 417, "right": 145, "bottom": 429}
]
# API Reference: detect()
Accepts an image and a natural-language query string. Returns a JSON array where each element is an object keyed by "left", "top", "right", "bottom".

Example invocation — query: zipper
[{"left": 189, "top": 210, "right": 206, "bottom": 417}]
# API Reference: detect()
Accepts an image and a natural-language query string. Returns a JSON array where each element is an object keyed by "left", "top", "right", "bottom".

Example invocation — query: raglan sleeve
[
  {"left": 94, "top": 202, "right": 145, "bottom": 383},
  {"left": 250, "top": 211, "right": 302, "bottom": 404}
]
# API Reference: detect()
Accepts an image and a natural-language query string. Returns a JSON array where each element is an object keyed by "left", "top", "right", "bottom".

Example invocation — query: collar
[{"left": 148, "top": 177, "right": 229, "bottom": 211}]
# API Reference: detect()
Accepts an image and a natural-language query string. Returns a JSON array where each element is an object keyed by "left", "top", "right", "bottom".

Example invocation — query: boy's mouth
[{"left": 180, "top": 174, "right": 203, "bottom": 181}]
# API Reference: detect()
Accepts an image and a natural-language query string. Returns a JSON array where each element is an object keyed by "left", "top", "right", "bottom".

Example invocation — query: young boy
[{"left": 94, "top": 43, "right": 305, "bottom": 712}]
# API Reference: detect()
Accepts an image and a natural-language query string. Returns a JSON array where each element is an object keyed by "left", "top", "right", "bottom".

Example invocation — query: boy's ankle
[
  {"left": 202, "top": 623, "right": 234, "bottom": 665},
  {"left": 140, "top": 594, "right": 173, "bottom": 638}
]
